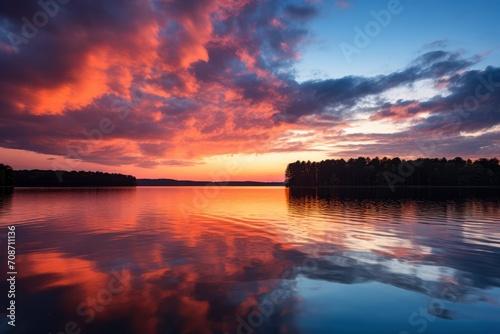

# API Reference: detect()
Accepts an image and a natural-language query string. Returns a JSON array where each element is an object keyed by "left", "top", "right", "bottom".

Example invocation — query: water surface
[{"left": 1, "top": 187, "right": 499, "bottom": 333}]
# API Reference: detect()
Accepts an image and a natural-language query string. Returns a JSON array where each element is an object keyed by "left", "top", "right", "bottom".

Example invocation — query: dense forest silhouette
[
  {"left": 0, "top": 164, "right": 136, "bottom": 187},
  {"left": 0, "top": 163, "right": 14, "bottom": 187},
  {"left": 285, "top": 157, "right": 500, "bottom": 188}
]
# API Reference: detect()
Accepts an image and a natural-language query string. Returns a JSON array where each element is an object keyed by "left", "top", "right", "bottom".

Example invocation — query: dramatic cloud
[
  {"left": 273, "top": 50, "right": 481, "bottom": 122},
  {"left": 0, "top": 0, "right": 498, "bottom": 175}
]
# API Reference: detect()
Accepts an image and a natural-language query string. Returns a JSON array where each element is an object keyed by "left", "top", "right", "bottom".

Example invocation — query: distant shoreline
[
  {"left": 137, "top": 179, "right": 284, "bottom": 187},
  {"left": 287, "top": 185, "right": 500, "bottom": 189},
  {"left": 5, "top": 185, "right": 499, "bottom": 188},
  {"left": 285, "top": 158, "right": 500, "bottom": 189},
  {"left": 0, "top": 181, "right": 285, "bottom": 188}
]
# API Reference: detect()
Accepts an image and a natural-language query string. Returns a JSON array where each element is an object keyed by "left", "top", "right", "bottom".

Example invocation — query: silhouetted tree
[
  {"left": 12, "top": 170, "right": 136, "bottom": 187},
  {"left": 0, "top": 164, "right": 14, "bottom": 187},
  {"left": 285, "top": 157, "right": 500, "bottom": 188}
]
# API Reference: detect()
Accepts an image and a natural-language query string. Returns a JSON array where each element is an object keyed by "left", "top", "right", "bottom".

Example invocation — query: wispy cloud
[{"left": 0, "top": 0, "right": 498, "bottom": 173}]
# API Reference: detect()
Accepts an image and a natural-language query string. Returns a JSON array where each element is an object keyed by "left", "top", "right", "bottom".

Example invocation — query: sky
[{"left": 0, "top": 0, "right": 499, "bottom": 181}]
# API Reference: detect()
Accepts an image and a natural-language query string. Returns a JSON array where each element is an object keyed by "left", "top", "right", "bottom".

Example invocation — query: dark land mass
[
  {"left": 1, "top": 167, "right": 136, "bottom": 187},
  {"left": 0, "top": 164, "right": 282, "bottom": 187},
  {"left": 137, "top": 179, "right": 284, "bottom": 186},
  {"left": 3, "top": 156, "right": 500, "bottom": 196},
  {"left": 0, "top": 163, "right": 14, "bottom": 187},
  {"left": 286, "top": 157, "right": 500, "bottom": 187}
]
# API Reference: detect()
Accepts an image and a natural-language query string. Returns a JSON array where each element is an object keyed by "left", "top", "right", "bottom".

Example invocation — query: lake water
[{"left": 1, "top": 187, "right": 499, "bottom": 334}]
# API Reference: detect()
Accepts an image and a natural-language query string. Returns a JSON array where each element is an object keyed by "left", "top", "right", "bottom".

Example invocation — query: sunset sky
[{"left": 1, "top": 0, "right": 499, "bottom": 181}]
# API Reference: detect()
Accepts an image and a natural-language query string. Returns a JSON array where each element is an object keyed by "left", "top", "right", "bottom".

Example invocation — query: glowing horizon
[{"left": 1, "top": 0, "right": 499, "bottom": 181}]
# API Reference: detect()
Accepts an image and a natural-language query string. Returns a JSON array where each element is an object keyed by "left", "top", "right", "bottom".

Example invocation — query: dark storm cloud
[
  {"left": 191, "top": 0, "right": 317, "bottom": 88},
  {"left": 0, "top": 94, "right": 171, "bottom": 165},
  {"left": 160, "top": 98, "right": 200, "bottom": 116},
  {"left": 285, "top": 4, "right": 319, "bottom": 20},
  {"left": 0, "top": 0, "right": 156, "bottom": 85},
  {"left": 368, "top": 66, "right": 500, "bottom": 134},
  {"left": 274, "top": 50, "right": 480, "bottom": 122}
]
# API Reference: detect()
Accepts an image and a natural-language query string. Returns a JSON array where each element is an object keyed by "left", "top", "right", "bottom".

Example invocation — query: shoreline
[{"left": 286, "top": 185, "right": 500, "bottom": 189}]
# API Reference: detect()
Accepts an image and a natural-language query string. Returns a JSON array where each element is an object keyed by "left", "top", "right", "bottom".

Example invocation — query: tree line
[
  {"left": 0, "top": 164, "right": 14, "bottom": 187},
  {"left": 285, "top": 157, "right": 500, "bottom": 188},
  {"left": 0, "top": 164, "right": 136, "bottom": 187}
]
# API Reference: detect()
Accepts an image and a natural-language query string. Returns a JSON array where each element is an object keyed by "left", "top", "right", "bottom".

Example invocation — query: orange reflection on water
[
  {"left": 18, "top": 252, "right": 100, "bottom": 289},
  {"left": 2, "top": 187, "right": 499, "bottom": 333}
]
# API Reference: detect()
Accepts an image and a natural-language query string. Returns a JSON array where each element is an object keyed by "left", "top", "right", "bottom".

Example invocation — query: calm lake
[{"left": 1, "top": 187, "right": 499, "bottom": 334}]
